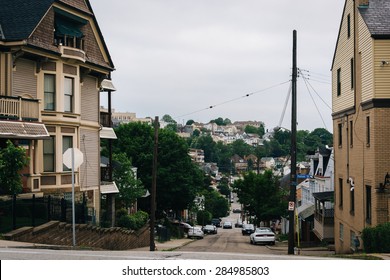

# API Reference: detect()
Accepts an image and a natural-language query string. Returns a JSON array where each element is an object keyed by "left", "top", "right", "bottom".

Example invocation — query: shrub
[
  {"left": 362, "top": 222, "right": 390, "bottom": 253},
  {"left": 117, "top": 210, "right": 149, "bottom": 231},
  {"left": 116, "top": 208, "right": 128, "bottom": 220}
]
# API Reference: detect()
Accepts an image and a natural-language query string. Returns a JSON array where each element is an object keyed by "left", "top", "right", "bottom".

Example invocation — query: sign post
[{"left": 63, "top": 148, "right": 84, "bottom": 247}]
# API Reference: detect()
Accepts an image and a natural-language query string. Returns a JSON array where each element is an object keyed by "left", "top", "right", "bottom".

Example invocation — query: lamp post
[{"left": 288, "top": 30, "right": 298, "bottom": 255}]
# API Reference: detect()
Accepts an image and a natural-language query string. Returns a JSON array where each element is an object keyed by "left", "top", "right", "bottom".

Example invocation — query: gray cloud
[{"left": 94, "top": 0, "right": 344, "bottom": 131}]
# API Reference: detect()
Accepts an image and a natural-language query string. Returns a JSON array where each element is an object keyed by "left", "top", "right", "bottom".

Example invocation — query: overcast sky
[{"left": 93, "top": 0, "right": 345, "bottom": 132}]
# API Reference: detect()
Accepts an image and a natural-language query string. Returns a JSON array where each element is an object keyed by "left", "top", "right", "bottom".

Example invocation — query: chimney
[{"left": 358, "top": 0, "right": 369, "bottom": 6}]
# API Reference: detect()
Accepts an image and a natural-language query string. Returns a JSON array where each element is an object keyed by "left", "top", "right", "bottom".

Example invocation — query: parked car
[
  {"left": 241, "top": 223, "right": 255, "bottom": 235},
  {"left": 223, "top": 221, "right": 233, "bottom": 229},
  {"left": 250, "top": 227, "right": 276, "bottom": 245},
  {"left": 211, "top": 218, "right": 221, "bottom": 227},
  {"left": 202, "top": 224, "right": 218, "bottom": 234},
  {"left": 235, "top": 220, "right": 243, "bottom": 228},
  {"left": 187, "top": 227, "right": 204, "bottom": 239},
  {"left": 232, "top": 208, "right": 241, "bottom": 213}
]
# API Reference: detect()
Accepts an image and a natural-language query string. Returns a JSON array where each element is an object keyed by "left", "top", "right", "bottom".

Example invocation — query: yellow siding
[
  {"left": 359, "top": 13, "right": 374, "bottom": 103},
  {"left": 332, "top": 0, "right": 355, "bottom": 113},
  {"left": 374, "top": 40, "right": 390, "bottom": 99}
]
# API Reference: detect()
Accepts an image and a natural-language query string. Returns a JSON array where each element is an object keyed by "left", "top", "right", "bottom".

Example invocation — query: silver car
[
  {"left": 187, "top": 227, "right": 204, "bottom": 239},
  {"left": 250, "top": 227, "right": 276, "bottom": 245}
]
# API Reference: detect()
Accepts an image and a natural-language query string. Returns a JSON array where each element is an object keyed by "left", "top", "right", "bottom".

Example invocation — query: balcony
[
  {"left": 100, "top": 111, "right": 112, "bottom": 128},
  {"left": 0, "top": 96, "right": 40, "bottom": 121},
  {"left": 59, "top": 45, "right": 86, "bottom": 63}
]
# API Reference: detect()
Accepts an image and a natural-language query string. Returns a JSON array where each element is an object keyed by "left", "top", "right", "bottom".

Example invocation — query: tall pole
[
  {"left": 288, "top": 30, "right": 298, "bottom": 255},
  {"left": 150, "top": 116, "right": 159, "bottom": 251},
  {"left": 71, "top": 148, "right": 76, "bottom": 247}
]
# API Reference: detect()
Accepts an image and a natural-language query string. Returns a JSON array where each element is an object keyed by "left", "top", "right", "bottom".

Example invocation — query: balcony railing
[
  {"left": 59, "top": 45, "right": 86, "bottom": 63},
  {"left": 100, "top": 112, "right": 112, "bottom": 128},
  {"left": 314, "top": 208, "right": 334, "bottom": 225},
  {"left": 0, "top": 96, "right": 39, "bottom": 121}
]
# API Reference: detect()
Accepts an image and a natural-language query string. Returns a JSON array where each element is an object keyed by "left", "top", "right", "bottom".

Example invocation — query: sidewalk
[
  {"left": 0, "top": 238, "right": 195, "bottom": 251},
  {"left": 130, "top": 238, "right": 195, "bottom": 251}
]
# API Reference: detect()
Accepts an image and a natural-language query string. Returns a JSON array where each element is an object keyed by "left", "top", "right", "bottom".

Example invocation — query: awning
[
  {"left": 55, "top": 16, "right": 84, "bottom": 38},
  {"left": 0, "top": 121, "right": 50, "bottom": 139},
  {"left": 100, "top": 181, "right": 119, "bottom": 194},
  {"left": 297, "top": 203, "right": 315, "bottom": 220},
  {"left": 100, "top": 127, "right": 117, "bottom": 139},
  {"left": 100, "top": 79, "right": 116, "bottom": 92},
  {"left": 313, "top": 191, "right": 334, "bottom": 202}
]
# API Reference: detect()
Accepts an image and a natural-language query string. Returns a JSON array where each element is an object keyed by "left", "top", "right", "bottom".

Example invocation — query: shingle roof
[
  {"left": 0, "top": 0, "right": 55, "bottom": 41},
  {"left": 359, "top": 0, "right": 390, "bottom": 38}
]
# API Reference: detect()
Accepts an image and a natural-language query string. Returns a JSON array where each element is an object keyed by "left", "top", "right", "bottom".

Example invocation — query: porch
[{"left": 0, "top": 95, "right": 40, "bottom": 121}]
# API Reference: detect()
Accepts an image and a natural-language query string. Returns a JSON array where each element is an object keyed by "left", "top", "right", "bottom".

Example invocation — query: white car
[
  {"left": 187, "top": 227, "right": 204, "bottom": 239},
  {"left": 250, "top": 227, "right": 276, "bottom": 245}
]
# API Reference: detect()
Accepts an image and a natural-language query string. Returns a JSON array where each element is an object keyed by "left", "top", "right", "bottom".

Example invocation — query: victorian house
[{"left": 0, "top": 0, "right": 116, "bottom": 224}]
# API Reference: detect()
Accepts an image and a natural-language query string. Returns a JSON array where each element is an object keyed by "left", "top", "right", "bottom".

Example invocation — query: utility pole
[
  {"left": 150, "top": 116, "right": 159, "bottom": 251},
  {"left": 288, "top": 30, "right": 298, "bottom": 255}
]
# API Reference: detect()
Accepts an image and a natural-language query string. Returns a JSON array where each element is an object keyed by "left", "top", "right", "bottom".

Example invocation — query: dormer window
[{"left": 54, "top": 8, "right": 87, "bottom": 50}]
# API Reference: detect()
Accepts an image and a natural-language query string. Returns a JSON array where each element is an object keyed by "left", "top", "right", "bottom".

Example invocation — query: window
[
  {"left": 350, "top": 58, "right": 354, "bottom": 89},
  {"left": 339, "top": 223, "right": 344, "bottom": 241},
  {"left": 43, "top": 137, "right": 55, "bottom": 172},
  {"left": 44, "top": 74, "right": 55, "bottom": 111},
  {"left": 350, "top": 121, "right": 353, "bottom": 147},
  {"left": 338, "top": 123, "right": 343, "bottom": 147},
  {"left": 347, "top": 14, "right": 351, "bottom": 38},
  {"left": 62, "top": 136, "right": 73, "bottom": 171},
  {"left": 339, "top": 178, "right": 343, "bottom": 207},
  {"left": 64, "top": 77, "right": 73, "bottom": 112},
  {"left": 337, "top": 68, "right": 341, "bottom": 96},
  {"left": 366, "top": 185, "right": 371, "bottom": 224},
  {"left": 366, "top": 116, "right": 370, "bottom": 146}
]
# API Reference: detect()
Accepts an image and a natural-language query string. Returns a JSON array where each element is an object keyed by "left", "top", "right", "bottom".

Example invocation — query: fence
[{"left": 0, "top": 194, "right": 89, "bottom": 233}]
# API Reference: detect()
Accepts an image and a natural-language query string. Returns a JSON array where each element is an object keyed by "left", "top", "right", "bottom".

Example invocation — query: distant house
[
  {"left": 261, "top": 157, "right": 276, "bottom": 170},
  {"left": 188, "top": 148, "right": 205, "bottom": 163},
  {"left": 231, "top": 154, "right": 247, "bottom": 173}
]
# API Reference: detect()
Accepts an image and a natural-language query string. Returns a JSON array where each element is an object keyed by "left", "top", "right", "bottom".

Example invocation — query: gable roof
[
  {"left": 359, "top": 0, "right": 390, "bottom": 38},
  {"left": 332, "top": 0, "right": 390, "bottom": 70},
  {"left": 0, "top": 0, "right": 54, "bottom": 41},
  {"left": 0, "top": 0, "right": 114, "bottom": 70}
]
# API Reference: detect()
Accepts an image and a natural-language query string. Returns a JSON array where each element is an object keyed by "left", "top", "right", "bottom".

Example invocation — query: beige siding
[
  {"left": 79, "top": 128, "right": 100, "bottom": 190},
  {"left": 374, "top": 40, "right": 390, "bottom": 99},
  {"left": 13, "top": 58, "right": 38, "bottom": 98},
  {"left": 359, "top": 14, "right": 374, "bottom": 103},
  {"left": 81, "top": 76, "right": 99, "bottom": 122},
  {"left": 332, "top": 0, "right": 355, "bottom": 113}
]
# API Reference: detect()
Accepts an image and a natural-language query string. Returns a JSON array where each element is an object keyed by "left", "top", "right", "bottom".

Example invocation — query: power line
[
  {"left": 300, "top": 70, "right": 328, "bottom": 130},
  {"left": 174, "top": 80, "right": 290, "bottom": 119}
]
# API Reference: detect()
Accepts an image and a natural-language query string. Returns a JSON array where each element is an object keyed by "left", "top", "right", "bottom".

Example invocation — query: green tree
[
  {"left": 110, "top": 122, "right": 203, "bottom": 216},
  {"left": 230, "top": 139, "right": 253, "bottom": 158},
  {"left": 0, "top": 140, "right": 29, "bottom": 194},
  {"left": 210, "top": 117, "right": 225, "bottom": 126},
  {"left": 201, "top": 187, "right": 229, "bottom": 218},
  {"left": 186, "top": 119, "right": 195, "bottom": 125},
  {"left": 162, "top": 114, "right": 178, "bottom": 131},
  {"left": 233, "top": 170, "right": 287, "bottom": 225},
  {"left": 112, "top": 153, "right": 145, "bottom": 208},
  {"left": 196, "top": 210, "right": 212, "bottom": 226}
]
